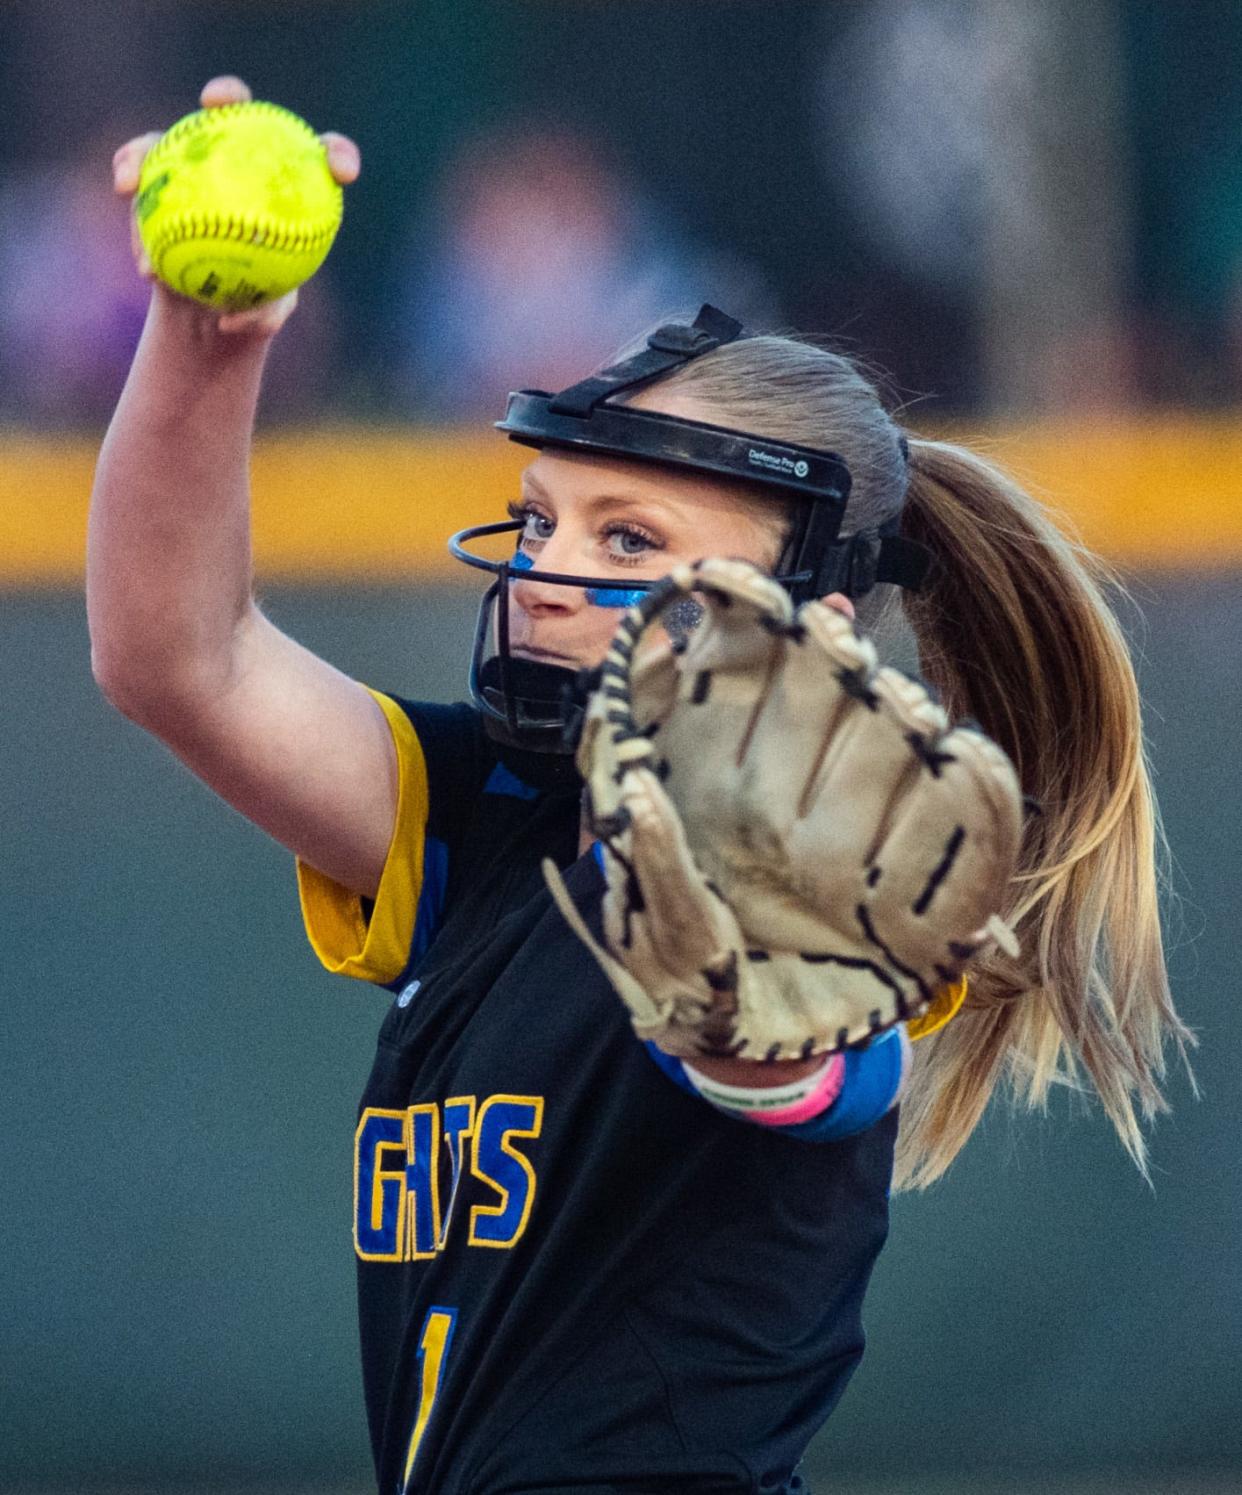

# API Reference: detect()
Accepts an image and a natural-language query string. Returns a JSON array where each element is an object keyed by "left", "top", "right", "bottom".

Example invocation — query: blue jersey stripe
[
  {"left": 484, "top": 761, "right": 541, "bottom": 800},
  {"left": 410, "top": 834, "right": 449, "bottom": 965}
]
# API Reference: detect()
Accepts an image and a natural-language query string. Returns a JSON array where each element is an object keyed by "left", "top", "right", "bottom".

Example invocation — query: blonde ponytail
[{"left": 893, "top": 439, "right": 1193, "bottom": 1187}]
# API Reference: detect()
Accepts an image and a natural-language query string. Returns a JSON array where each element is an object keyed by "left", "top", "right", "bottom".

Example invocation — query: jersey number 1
[{"left": 401, "top": 1306, "right": 457, "bottom": 1492}]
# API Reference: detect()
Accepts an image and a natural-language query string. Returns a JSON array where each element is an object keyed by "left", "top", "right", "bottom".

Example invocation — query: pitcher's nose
[{"left": 509, "top": 551, "right": 588, "bottom": 618}]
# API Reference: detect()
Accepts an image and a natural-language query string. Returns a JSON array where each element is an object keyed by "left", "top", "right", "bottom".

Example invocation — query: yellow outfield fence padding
[{"left": 1, "top": 416, "right": 1240, "bottom": 585}]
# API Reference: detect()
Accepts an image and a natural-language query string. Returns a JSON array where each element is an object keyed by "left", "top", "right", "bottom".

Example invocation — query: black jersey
[{"left": 299, "top": 694, "right": 896, "bottom": 1495}]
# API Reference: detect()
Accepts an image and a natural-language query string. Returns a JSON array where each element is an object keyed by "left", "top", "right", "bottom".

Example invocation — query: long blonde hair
[{"left": 632, "top": 333, "right": 1193, "bottom": 1188}]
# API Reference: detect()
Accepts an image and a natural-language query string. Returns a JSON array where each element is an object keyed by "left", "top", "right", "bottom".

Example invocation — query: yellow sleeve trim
[
  {"left": 296, "top": 688, "right": 429, "bottom": 985},
  {"left": 907, "top": 977, "right": 968, "bottom": 1041}
]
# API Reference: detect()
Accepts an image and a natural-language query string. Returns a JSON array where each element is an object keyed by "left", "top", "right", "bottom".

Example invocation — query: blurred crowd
[
  {"left": 0, "top": 117, "right": 769, "bottom": 427},
  {"left": 1, "top": 0, "right": 1240, "bottom": 428}
]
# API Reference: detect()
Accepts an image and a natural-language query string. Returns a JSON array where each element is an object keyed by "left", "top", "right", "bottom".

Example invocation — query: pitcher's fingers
[
  {"left": 200, "top": 75, "right": 252, "bottom": 108},
  {"left": 217, "top": 290, "right": 299, "bottom": 336},
  {"left": 320, "top": 132, "right": 361, "bottom": 184},
  {"left": 112, "top": 132, "right": 162, "bottom": 195}
]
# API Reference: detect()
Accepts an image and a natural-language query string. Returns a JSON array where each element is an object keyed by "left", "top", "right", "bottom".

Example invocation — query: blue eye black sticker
[
  {"left": 585, "top": 586, "right": 646, "bottom": 608},
  {"left": 510, "top": 548, "right": 642, "bottom": 608}
]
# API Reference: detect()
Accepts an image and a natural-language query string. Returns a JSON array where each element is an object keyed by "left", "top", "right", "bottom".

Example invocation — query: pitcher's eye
[
  {"left": 506, "top": 501, "right": 554, "bottom": 543},
  {"left": 604, "top": 523, "right": 661, "bottom": 562}
]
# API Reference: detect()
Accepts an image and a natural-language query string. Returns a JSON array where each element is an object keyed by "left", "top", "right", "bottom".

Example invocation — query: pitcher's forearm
[{"left": 88, "top": 289, "right": 275, "bottom": 707}]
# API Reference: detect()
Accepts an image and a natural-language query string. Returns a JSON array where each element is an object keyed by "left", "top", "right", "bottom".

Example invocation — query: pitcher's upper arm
[{"left": 130, "top": 606, "right": 400, "bottom": 899}]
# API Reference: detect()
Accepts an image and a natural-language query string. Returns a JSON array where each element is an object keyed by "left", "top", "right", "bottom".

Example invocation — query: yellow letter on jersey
[{"left": 401, "top": 1305, "right": 457, "bottom": 1490}]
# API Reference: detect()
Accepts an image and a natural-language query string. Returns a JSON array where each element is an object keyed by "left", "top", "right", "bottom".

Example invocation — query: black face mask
[{"left": 447, "top": 305, "right": 931, "bottom": 770}]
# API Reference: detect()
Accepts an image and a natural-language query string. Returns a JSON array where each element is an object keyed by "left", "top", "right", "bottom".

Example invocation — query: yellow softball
[{"left": 135, "top": 101, "right": 344, "bottom": 311}]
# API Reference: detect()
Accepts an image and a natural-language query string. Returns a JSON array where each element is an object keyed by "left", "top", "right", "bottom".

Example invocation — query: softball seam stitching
[
  {"left": 141, "top": 101, "right": 342, "bottom": 259},
  {"left": 145, "top": 209, "right": 340, "bottom": 259}
]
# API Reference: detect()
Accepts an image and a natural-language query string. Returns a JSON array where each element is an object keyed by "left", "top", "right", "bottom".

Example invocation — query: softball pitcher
[{"left": 91, "top": 76, "right": 1190, "bottom": 1495}]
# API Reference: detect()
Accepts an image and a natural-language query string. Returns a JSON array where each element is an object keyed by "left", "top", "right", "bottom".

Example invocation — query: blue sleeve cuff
[
  {"left": 643, "top": 1027, "right": 910, "bottom": 1142},
  {"left": 781, "top": 1029, "right": 909, "bottom": 1140}
]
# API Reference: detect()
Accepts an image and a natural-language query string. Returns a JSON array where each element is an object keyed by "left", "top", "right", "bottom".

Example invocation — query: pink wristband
[{"left": 682, "top": 1052, "right": 847, "bottom": 1127}]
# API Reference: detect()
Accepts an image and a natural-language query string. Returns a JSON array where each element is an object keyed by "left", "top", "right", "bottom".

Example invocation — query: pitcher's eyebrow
[{"left": 520, "top": 471, "right": 670, "bottom": 514}]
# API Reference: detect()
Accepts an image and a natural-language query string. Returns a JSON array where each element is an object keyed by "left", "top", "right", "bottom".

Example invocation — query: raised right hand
[{"left": 111, "top": 74, "right": 361, "bottom": 337}]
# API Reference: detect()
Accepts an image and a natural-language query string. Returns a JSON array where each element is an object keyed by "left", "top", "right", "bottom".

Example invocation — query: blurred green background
[{"left": 1, "top": 2, "right": 1239, "bottom": 1491}]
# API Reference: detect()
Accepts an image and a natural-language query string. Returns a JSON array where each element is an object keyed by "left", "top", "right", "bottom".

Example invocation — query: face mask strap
[
  {"left": 547, "top": 304, "right": 746, "bottom": 417},
  {"left": 789, "top": 518, "right": 934, "bottom": 601}
]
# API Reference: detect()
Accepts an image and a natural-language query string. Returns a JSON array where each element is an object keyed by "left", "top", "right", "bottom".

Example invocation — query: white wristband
[{"left": 681, "top": 1052, "right": 845, "bottom": 1121}]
